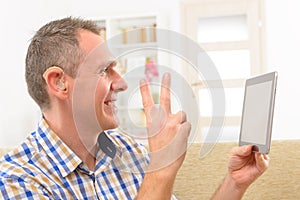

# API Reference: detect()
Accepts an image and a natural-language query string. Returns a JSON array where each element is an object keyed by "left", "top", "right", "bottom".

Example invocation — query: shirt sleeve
[{"left": 0, "top": 177, "right": 52, "bottom": 200}]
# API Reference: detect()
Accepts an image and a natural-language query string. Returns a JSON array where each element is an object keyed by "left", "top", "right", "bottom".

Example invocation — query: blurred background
[{"left": 0, "top": 0, "right": 299, "bottom": 147}]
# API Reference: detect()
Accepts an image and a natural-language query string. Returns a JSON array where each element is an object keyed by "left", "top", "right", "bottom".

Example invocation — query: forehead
[
  {"left": 78, "top": 29, "right": 103, "bottom": 53},
  {"left": 78, "top": 30, "right": 113, "bottom": 70}
]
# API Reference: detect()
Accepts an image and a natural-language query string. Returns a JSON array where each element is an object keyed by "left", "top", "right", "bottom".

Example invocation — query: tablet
[{"left": 239, "top": 71, "right": 278, "bottom": 154}]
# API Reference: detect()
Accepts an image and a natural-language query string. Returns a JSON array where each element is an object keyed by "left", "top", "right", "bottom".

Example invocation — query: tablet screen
[
  {"left": 239, "top": 71, "right": 277, "bottom": 153},
  {"left": 240, "top": 81, "right": 273, "bottom": 145}
]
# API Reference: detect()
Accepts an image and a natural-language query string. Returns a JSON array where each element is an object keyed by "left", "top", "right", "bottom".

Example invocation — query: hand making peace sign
[{"left": 139, "top": 72, "right": 191, "bottom": 174}]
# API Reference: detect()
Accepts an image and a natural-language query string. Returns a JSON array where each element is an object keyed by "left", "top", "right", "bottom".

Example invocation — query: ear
[{"left": 43, "top": 67, "right": 69, "bottom": 100}]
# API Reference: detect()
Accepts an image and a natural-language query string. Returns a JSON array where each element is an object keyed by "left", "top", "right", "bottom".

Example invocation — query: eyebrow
[
  {"left": 100, "top": 59, "right": 117, "bottom": 69},
  {"left": 96, "top": 59, "right": 117, "bottom": 74}
]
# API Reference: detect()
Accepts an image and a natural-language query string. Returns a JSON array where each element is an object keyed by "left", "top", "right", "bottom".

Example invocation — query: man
[{"left": 0, "top": 17, "right": 269, "bottom": 199}]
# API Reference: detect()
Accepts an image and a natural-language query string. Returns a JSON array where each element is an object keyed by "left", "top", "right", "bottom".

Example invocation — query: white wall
[
  {"left": 0, "top": 0, "right": 299, "bottom": 147},
  {"left": 0, "top": 0, "right": 85, "bottom": 147},
  {"left": 265, "top": 0, "right": 300, "bottom": 140}
]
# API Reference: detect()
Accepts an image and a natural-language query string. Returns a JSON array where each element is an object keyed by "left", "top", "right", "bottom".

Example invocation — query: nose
[{"left": 111, "top": 71, "right": 128, "bottom": 92}]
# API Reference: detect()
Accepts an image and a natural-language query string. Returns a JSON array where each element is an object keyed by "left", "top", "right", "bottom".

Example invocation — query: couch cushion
[
  {"left": 173, "top": 140, "right": 300, "bottom": 200},
  {"left": 1, "top": 141, "right": 299, "bottom": 199}
]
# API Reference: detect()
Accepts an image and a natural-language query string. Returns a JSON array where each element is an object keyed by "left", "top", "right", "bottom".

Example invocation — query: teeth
[{"left": 107, "top": 101, "right": 114, "bottom": 106}]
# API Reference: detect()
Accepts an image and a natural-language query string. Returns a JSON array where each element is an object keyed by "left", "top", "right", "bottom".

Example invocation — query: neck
[{"left": 43, "top": 105, "right": 98, "bottom": 171}]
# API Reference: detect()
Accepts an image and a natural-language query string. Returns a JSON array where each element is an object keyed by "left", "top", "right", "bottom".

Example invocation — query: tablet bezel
[{"left": 239, "top": 71, "right": 278, "bottom": 154}]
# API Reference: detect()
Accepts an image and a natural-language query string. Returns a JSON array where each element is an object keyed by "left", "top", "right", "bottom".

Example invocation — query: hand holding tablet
[{"left": 239, "top": 72, "right": 278, "bottom": 154}]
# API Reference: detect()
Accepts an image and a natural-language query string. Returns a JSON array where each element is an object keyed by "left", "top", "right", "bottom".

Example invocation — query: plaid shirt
[{"left": 0, "top": 118, "right": 149, "bottom": 199}]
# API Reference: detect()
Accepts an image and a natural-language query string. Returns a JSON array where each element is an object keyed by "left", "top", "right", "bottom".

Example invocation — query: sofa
[
  {"left": 1, "top": 140, "right": 299, "bottom": 199},
  {"left": 173, "top": 140, "right": 300, "bottom": 199}
]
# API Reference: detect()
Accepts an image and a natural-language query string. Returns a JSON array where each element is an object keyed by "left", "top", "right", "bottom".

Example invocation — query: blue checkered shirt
[{"left": 0, "top": 118, "right": 149, "bottom": 199}]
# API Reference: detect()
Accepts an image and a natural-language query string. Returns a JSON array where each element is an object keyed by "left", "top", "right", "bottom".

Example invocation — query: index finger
[
  {"left": 231, "top": 145, "right": 252, "bottom": 157},
  {"left": 139, "top": 78, "right": 154, "bottom": 117},
  {"left": 160, "top": 73, "right": 171, "bottom": 114}
]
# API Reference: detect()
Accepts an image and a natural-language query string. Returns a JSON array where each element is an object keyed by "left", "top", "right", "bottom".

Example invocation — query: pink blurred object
[{"left": 145, "top": 58, "right": 159, "bottom": 83}]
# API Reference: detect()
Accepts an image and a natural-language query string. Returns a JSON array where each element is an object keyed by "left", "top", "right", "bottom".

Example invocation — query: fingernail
[
  {"left": 140, "top": 78, "right": 147, "bottom": 85},
  {"left": 163, "top": 72, "right": 170, "bottom": 79}
]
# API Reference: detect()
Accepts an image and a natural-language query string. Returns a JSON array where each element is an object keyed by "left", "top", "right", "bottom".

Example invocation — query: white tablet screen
[{"left": 240, "top": 81, "right": 273, "bottom": 145}]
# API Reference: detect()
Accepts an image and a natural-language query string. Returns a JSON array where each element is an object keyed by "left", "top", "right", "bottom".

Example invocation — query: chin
[{"left": 100, "top": 119, "right": 119, "bottom": 131}]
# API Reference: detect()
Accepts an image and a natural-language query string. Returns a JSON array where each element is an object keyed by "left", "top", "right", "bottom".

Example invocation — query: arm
[
  {"left": 136, "top": 73, "right": 191, "bottom": 200},
  {"left": 212, "top": 145, "right": 270, "bottom": 200}
]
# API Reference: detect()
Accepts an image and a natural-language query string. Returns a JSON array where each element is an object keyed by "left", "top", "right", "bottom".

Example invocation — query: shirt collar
[
  {"left": 93, "top": 131, "right": 125, "bottom": 171},
  {"left": 36, "top": 118, "right": 83, "bottom": 178}
]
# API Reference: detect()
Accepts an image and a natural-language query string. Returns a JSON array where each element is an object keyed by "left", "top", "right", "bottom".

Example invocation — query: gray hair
[{"left": 25, "top": 17, "right": 100, "bottom": 110}]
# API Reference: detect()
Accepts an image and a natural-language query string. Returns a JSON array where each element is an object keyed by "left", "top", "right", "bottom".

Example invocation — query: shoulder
[
  {"left": 0, "top": 134, "right": 53, "bottom": 198},
  {"left": 0, "top": 133, "right": 42, "bottom": 181},
  {"left": 0, "top": 173, "right": 51, "bottom": 199}
]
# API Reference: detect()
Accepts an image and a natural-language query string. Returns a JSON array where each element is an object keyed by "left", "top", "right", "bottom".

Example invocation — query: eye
[
  {"left": 96, "top": 66, "right": 110, "bottom": 76},
  {"left": 96, "top": 61, "right": 117, "bottom": 76},
  {"left": 103, "top": 67, "right": 109, "bottom": 73}
]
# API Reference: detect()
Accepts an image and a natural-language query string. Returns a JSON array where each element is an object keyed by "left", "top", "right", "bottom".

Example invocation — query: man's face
[
  {"left": 94, "top": 58, "right": 128, "bottom": 130},
  {"left": 72, "top": 30, "right": 127, "bottom": 133}
]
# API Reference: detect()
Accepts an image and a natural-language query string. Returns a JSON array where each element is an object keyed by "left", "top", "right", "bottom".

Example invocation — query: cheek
[{"left": 95, "top": 81, "right": 110, "bottom": 102}]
